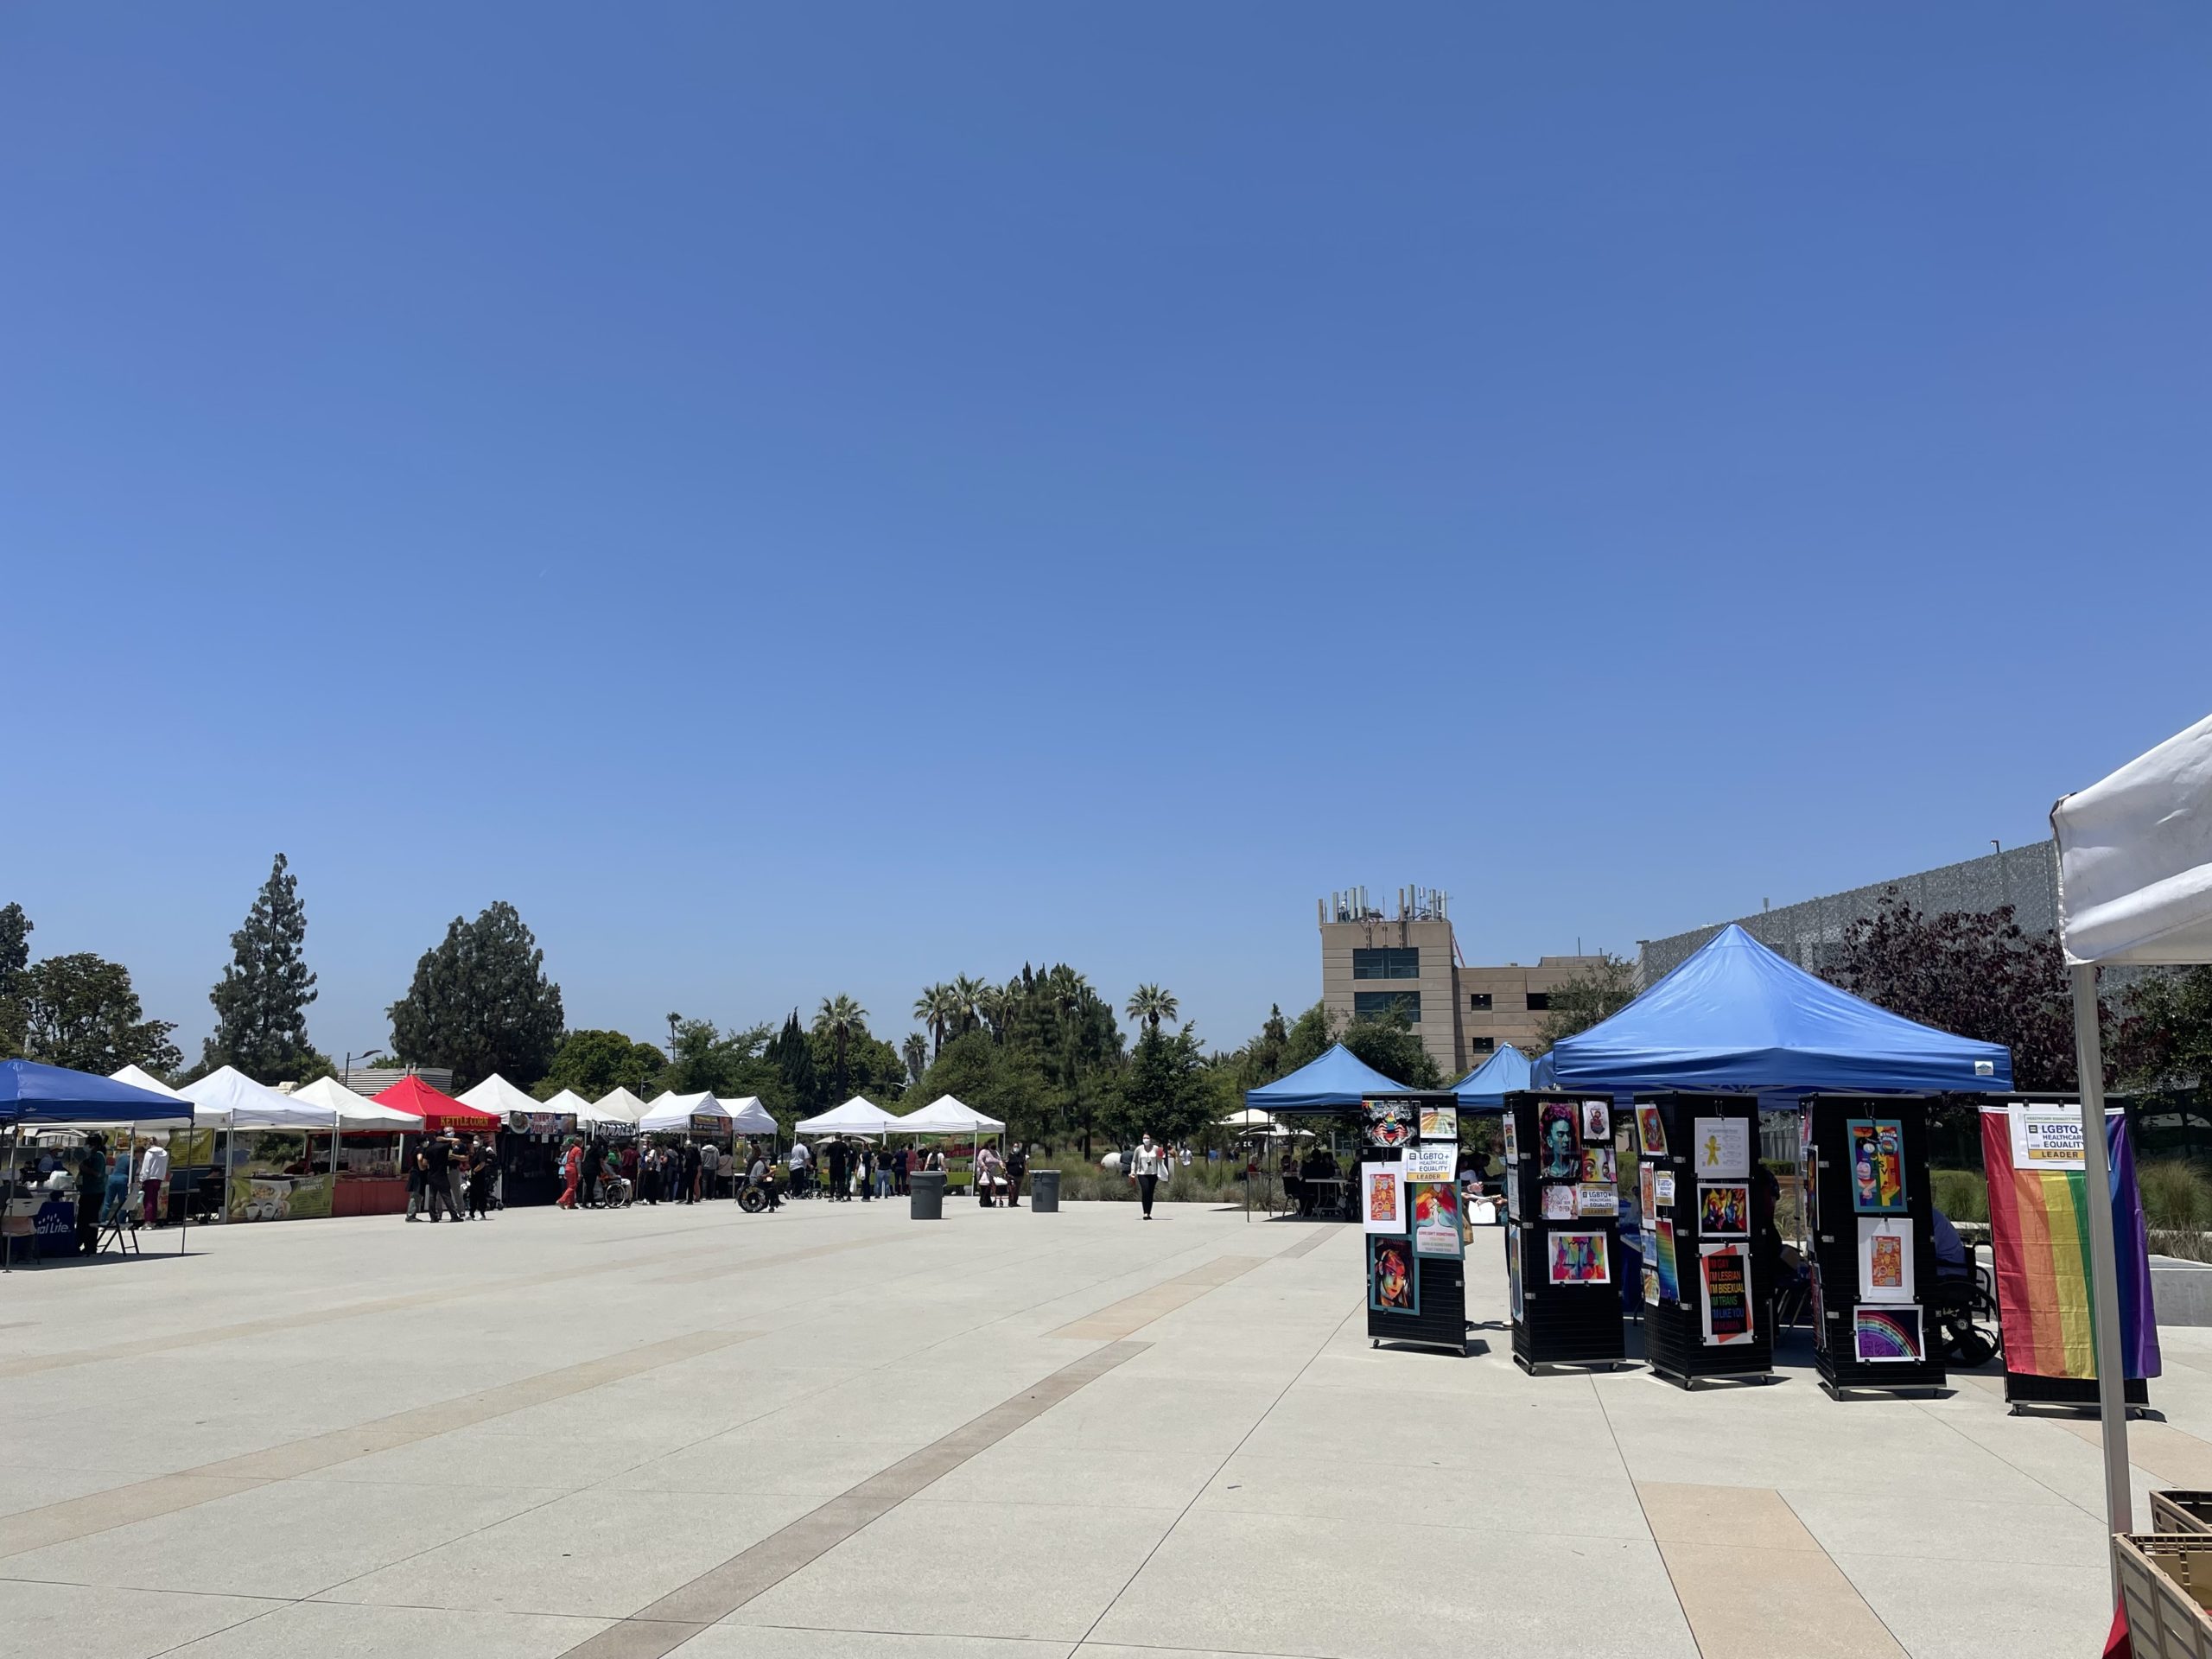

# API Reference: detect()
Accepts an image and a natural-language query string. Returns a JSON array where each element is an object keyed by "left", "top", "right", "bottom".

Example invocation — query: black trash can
[
  {"left": 1029, "top": 1170, "right": 1061, "bottom": 1213},
  {"left": 909, "top": 1170, "right": 945, "bottom": 1220}
]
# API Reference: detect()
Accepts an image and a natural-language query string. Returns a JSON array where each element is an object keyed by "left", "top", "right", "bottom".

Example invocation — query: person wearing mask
[
  {"left": 1128, "top": 1134, "right": 1168, "bottom": 1221},
  {"left": 974, "top": 1144, "right": 1002, "bottom": 1208},
  {"left": 556, "top": 1138, "right": 582, "bottom": 1211},
  {"left": 698, "top": 1139, "right": 721, "bottom": 1202},
  {"left": 446, "top": 1133, "right": 468, "bottom": 1220},
  {"left": 825, "top": 1138, "right": 849, "bottom": 1204},
  {"left": 467, "top": 1139, "right": 495, "bottom": 1220},
  {"left": 582, "top": 1137, "right": 607, "bottom": 1210},
  {"left": 138, "top": 1137, "right": 170, "bottom": 1228},
  {"left": 76, "top": 1136, "right": 108, "bottom": 1255},
  {"left": 676, "top": 1139, "right": 698, "bottom": 1205},
  {"left": 1005, "top": 1142, "right": 1028, "bottom": 1209},
  {"left": 893, "top": 1144, "right": 910, "bottom": 1197}
]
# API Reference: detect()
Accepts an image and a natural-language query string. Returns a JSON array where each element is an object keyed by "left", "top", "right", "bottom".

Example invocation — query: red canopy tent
[{"left": 372, "top": 1074, "right": 498, "bottom": 1135}]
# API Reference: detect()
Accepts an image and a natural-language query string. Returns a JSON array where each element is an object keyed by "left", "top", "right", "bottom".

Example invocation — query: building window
[
  {"left": 1352, "top": 947, "right": 1420, "bottom": 980},
  {"left": 1468, "top": 1036, "right": 1496, "bottom": 1053},
  {"left": 1525, "top": 992, "right": 1551, "bottom": 1012},
  {"left": 1468, "top": 993, "right": 1492, "bottom": 1011},
  {"left": 1354, "top": 990, "right": 1421, "bottom": 1026}
]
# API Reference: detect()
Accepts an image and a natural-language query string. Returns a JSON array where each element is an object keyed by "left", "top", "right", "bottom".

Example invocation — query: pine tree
[
  {"left": 387, "top": 901, "right": 565, "bottom": 1092},
  {"left": 204, "top": 855, "right": 320, "bottom": 1083},
  {"left": 0, "top": 902, "right": 31, "bottom": 1058}
]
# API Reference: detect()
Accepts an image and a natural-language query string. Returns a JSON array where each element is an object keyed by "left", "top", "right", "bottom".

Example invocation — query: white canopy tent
[
  {"left": 591, "top": 1086, "right": 648, "bottom": 1125},
  {"left": 539, "top": 1089, "right": 601, "bottom": 1127},
  {"left": 69, "top": 1065, "right": 193, "bottom": 1132},
  {"left": 289, "top": 1076, "right": 419, "bottom": 1131},
  {"left": 636, "top": 1091, "right": 722, "bottom": 1135},
  {"left": 720, "top": 1096, "right": 778, "bottom": 1136},
  {"left": 897, "top": 1095, "right": 1006, "bottom": 1135},
  {"left": 182, "top": 1065, "right": 338, "bottom": 1129},
  {"left": 457, "top": 1074, "right": 543, "bottom": 1121},
  {"left": 2052, "top": 710, "right": 2212, "bottom": 1560},
  {"left": 796, "top": 1096, "right": 898, "bottom": 1137},
  {"left": 1220, "top": 1107, "right": 1290, "bottom": 1136}
]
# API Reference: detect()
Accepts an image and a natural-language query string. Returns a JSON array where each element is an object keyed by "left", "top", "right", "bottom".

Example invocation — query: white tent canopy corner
[
  {"left": 720, "top": 1096, "right": 778, "bottom": 1135},
  {"left": 2051, "top": 708, "right": 2212, "bottom": 1563},
  {"left": 591, "top": 1086, "right": 648, "bottom": 1125},
  {"left": 796, "top": 1096, "right": 896, "bottom": 1137},
  {"left": 181, "top": 1065, "right": 336, "bottom": 1129},
  {"left": 289, "top": 1075, "right": 419, "bottom": 1131},
  {"left": 539, "top": 1089, "right": 600, "bottom": 1126},
  {"left": 457, "top": 1074, "right": 543, "bottom": 1120},
  {"left": 898, "top": 1095, "right": 1006, "bottom": 1135},
  {"left": 636, "top": 1091, "right": 734, "bottom": 1135}
]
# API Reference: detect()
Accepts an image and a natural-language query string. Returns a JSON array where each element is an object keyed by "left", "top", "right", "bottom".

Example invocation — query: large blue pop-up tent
[
  {"left": 0, "top": 1059, "right": 194, "bottom": 1126},
  {"left": 1529, "top": 924, "right": 2013, "bottom": 1096},
  {"left": 1452, "top": 1043, "right": 1531, "bottom": 1110},
  {"left": 1246, "top": 1043, "right": 1414, "bottom": 1114}
]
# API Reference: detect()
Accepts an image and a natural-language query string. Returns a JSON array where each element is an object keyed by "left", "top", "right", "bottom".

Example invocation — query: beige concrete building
[{"left": 1319, "top": 886, "right": 1609, "bottom": 1078}]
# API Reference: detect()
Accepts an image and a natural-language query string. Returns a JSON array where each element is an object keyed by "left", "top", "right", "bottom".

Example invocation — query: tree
[
  {"left": 540, "top": 1028, "right": 667, "bottom": 1099},
  {"left": 664, "top": 1018, "right": 779, "bottom": 1103},
  {"left": 1339, "top": 1006, "right": 1443, "bottom": 1089},
  {"left": 909, "top": 1027, "right": 1054, "bottom": 1145},
  {"left": 1126, "top": 984, "right": 1179, "bottom": 1033},
  {"left": 1830, "top": 892, "right": 2088, "bottom": 1090},
  {"left": 386, "top": 901, "right": 565, "bottom": 1092},
  {"left": 950, "top": 975, "right": 988, "bottom": 1038},
  {"left": 901, "top": 1032, "right": 929, "bottom": 1085},
  {"left": 1534, "top": 954, "right": 1637, "bottom": 1053},
  {"left": 0, "top": 901, "right": 30, "bottom": 1058},
  {"left": 769, "top": 1009, "right": 820, "bottom": 1112},
  {"left": 1103, "top": 1023, "right": 1219, "bottom": 1147},
  {"left": 913, "top": 985, "right": 951, "bottom": 1058},
  {"left": 202, "top": 853, "right": 320, "bottom": 1083},
  {"left": 2115, "top": 967, "right": 2212, "bottom": 1119},
  {"left": 813, "top": 995, "right": 867, "bottom": 1100},
  {"left": 23, "top": 953, "right": 181, "bottom": 1077}
]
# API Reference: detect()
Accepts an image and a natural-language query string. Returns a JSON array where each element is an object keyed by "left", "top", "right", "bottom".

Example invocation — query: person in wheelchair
[
  {"left": 1925, "top": 1207, "right": 2000, "bottom": 1366},
  {"left": 742, "top": 1150, "right": 781, "bottom": 1213}
]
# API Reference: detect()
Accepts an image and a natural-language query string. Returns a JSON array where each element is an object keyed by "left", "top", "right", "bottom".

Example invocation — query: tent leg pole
[{"left": 2071, "top": 962, "right": 2132, "bottom": 1577}]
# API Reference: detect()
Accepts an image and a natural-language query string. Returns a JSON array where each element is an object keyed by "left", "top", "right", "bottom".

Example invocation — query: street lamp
[{"left": 343, "top": 1048, "right": 384, "bottom": 1087}]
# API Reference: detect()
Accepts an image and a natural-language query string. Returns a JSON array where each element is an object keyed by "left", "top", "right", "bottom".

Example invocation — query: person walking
[
  {"left": 874, "top": 1147, "right": 893, "bottom": 1200},
  {"left": 974, "top": 1143, "right": 1002, "bottom": 1208},
  {"left": 76, "top": 1135, "right": 107, "bottom": 1255},
  {"left": 405, "top": 1140, "right": 427, "bottom": 1220},
  {"left": 556, "top": 1138, "right": 582, "bottom": 1211},
  {"left": 467, "top": 1138, "right": 494, "bottom": 1219},
  {"left": 893, "top": 1144, "right": 910, "bottom": 1197},
  {"left": 1128, "top": 1133, "right": 1168, "bottom": 1221},
  {"left": 619, "top": 1140, "right": 639, "bottom": 1206},
  {"left": 580, "top": 1136, "right": 606, "bottom": 1210},
  {"left": 445, "top": 1132, "right": 468, "bottom": 1220},
  {"left": 698, "top": 1139, "right": 721, "bottom": 1202},
  {"left": 138, "top": 1137, "right": 170, "bottom": 1227},
  {"left": 825, "top": 1138, "right": 849, "bottom": 1204},
  {"left": 1005, "top": 1142, "right": 1027, "bottom": 1209},
  {"left": 677, "top": 1140, "right": 699, "bottom": 1205}
]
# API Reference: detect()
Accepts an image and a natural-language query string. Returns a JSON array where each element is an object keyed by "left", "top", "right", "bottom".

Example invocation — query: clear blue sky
[{"left": 5, "top": 4, "right": 2209, "bottom": 1065}]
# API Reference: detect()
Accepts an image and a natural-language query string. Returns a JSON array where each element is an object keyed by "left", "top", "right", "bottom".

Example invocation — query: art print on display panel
[
  {"left": 1540, "top": 1183, "right": 1578, "bottom": 1222},
  {"left": 1507, "top": 1227, "right": 1523, "bottom": 1322},
  {"left": 1370, "top": 1235, "right": 1417, "bottom": 1313},
  {"left": 1653, "top": 1218, "right": 1679, "bottom": 1300},
  {"left": 1363, "top": 1098, "right": 1416, "bottom": 1151},
  {"left": 1692, "top": 1116, "right": 1750, "bottom": 1179},
  {"left": 1361, "top": 1163, "right": 1406, "bottom": 1235},
  {"left": 1635, "top": 1104, "right": 1668, "bottom": 1159},
  {"left": 1505, "top": 1176, "right": 1522, "bottom": 1222},
  {"left": 1847, "top": 1119, "right": 1908, "bottom": 1215},
  {"left": 1537, "top": 1102, "right": 1580, "bottom": 1179},
  {"left": 1697, "top": 1182, "right": 1750, "bottom": 1240},
  {"left": 1402, "top": 1142, "right": 1455, "bottom": 1180},
  {"left": 1503, "top": 1115, "right": 1519, "bottom": 1163},
  {"left": 1856, "top": 1217, "right": 1914, "bottom": 1303},
  {"left": 1580, "top": 1100, "right": 1611, "bottom": 1142},
  {"left": 1548, "top": 1230, "right": 1611, "bottom": 1286},
  {"left": 1580, "top": 1147, "right": 1617, "bottom": 1186},
  {"left": 1419, "top": 1103, "right": 1458, "bottom": 1142},
  {"left": 1575, "top": 1183, "right": 1618, "bottom": 1218},
  {"left": 1410, "top": 1180, "right": 1464, "bottom": 1259},
  {"left": 1699, "top": 1243, "right": 1755, "bottom": 1346},
  {"left": 1653, "top": 1170, "right": 1675, "bottom": 1205},
  {"left": 1638, "top": 1162, "right": 1656, "bottom": 1220},
  {"left": 1853, "top": 1304, "right": 1923, "bottom": 1362}
]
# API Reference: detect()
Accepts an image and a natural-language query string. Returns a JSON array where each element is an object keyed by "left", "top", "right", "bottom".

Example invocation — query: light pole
[{"left": 342, "top": 1048, "right": 384, "bottom": 1089}]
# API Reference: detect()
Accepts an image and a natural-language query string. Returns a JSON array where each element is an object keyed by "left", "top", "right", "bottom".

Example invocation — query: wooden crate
[
  {"left": 2154, "top": 1494, "right": 2212, "bottom": 1535},
  {"left": 2116, "top": 1535, "right": 2212, "bottom": 1659}
]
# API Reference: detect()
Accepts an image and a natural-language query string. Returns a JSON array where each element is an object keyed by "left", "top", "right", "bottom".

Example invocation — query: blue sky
[{"left": 4, "top": 4, "right": 2208, "bottom": 1065}]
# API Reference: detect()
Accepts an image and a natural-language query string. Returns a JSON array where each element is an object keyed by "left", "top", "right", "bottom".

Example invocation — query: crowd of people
[{"left": 403, "top": 1129, "right": 498, "bottom": 1221}]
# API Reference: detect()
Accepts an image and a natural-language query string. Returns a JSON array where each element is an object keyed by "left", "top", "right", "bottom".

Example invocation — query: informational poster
[
  {"left": 1856, "top": 1216, "right": 1915, "bottom": 1304},
  {"left": 1853, "top": 1305, "right": 1923, "bottom": 1362},
  {"left": 1548, "top": 1230, "right": 1611, "bottom": 1285},
  {"left": 1536, "top": 1102, "right": 1580, "bottom": 1179},
  {"left": 1505, "top": 1177, "right": 1522, "bottom": 1221},
  {"left": 2011, "top": 1104, "right": 2086, "bottom": 1171},
  {"left": 1361, "top": 1162, "right": 1405, "bottom": 1234},
  {"left": 1692, "top": 1117, "right": 1750, "bottom": 1179},
  {"left": 1653, "top": 1218, "right": 1679, "bottom": 1300},
  {"left": 1580, "top": 1147, "right": 1617, "bottom": 1185},
  {"left": 1635, "top": 1104, "right": 1668, "bottom": 1159},
  {"left": 1507, "top": 1228, "right": 1523, "bottom": 1321},
  {"left": 1410, "top": 1180, "right": 1463, "bottom": 1258},
  {"left": 1540, "top": 1183, "right": 1577, "bottom": 1221},
  {"left": 1696, "top": 1181, "right": 1749, "bottom": 1239},
  {"left": 689, "top": 1114, "right": 723, "bottom": 1137},
  {"left": 1503, "top": 1116, "right": 1519, "bottom": 1164},
  {"left": 1847, "top": 1119, "right": 1907, "bottom": 1214},
  {"left": 1699, "top": 1243, "right": 1754, "bottom": 1345},
  {"left": 1402, "top": 1142, "right": 1455, "bottom": 1179},
  {"left": 1363, "top": 1098, "right": 1416, "bottom": 1150},
  {"left": 1580, "top": 1100, "right": 1611, "bottom": 1142},
  {"left": 1369, "top": 1235, "right": 1417, "bottom": 1313},
  {"left": 1653, "top": 1171, "right": 1675, "bottom": 1205},
  {"left": 1419, "top": 1103, "right": 1459, "bottom": 1142},
  {"left": 1575, "top": 1183, "right": 1618, "bottom": 1218}
]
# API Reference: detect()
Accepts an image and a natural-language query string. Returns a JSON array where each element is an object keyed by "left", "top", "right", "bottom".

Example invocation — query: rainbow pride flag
[{"left": 1980, "top": 1106, "right": 2159, "bottom": 1382}]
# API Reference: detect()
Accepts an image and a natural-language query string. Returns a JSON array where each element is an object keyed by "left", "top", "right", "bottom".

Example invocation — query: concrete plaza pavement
[{"left": 0, "top": 1192, "right": 2196, "bottom": 1658}]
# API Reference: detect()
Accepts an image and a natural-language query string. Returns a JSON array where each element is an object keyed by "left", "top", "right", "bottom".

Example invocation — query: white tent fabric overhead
[
  {"left": 111, "top": 1065, "right": 188, "bottom": 1103},
  {"left": 591, "top": 1087, "right": 648, "bottom": 1125},
  {"left": 796, "top": 1096, "right": 896, "bottom": 1136},
  {"left": 721, "top": 1096, "right": 777, "bottom": 1135},
  {"left": 636, "top": 1091, "right": 721, "bottom": 1134},
  {"left": 898, "top": 1095, "right": 1006, "bottom": 1135},
  {"left": 540, "top": 1089, "right": 599, "bottom": 1123},
  {"left": 2053, "top": 711, "right": 2212, "bottom": 965},
  {"left": 289, "top": 1075, "right": 418, "bottom": 1130},
  {"left": 457, "top": 1074, "right": 543, "bottom": 1119},
  {"left": 181, "top": 1065, "right": 335, "bottom": 1129}
]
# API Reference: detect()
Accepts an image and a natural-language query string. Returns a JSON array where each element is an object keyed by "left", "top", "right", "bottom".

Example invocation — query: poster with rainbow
[{"left": 1979, "top": 1105, "right": 2159, "bottom": 1382}]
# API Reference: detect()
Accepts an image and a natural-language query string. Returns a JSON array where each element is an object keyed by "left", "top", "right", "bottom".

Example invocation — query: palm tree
[
  {"left": 951, "top": 975, "right": 988, "bottom": 1037},
  {"left": 976, "top": 983, "right": 1010, "bottom": 1043},
  {"left": 1126, "top": 984, "right": 1179, "bottom": 1033},
  {"left": 901, "top": 1032, "right": 928, "bottom": 1086},
  {"left": 814, "top": 995, "right": 866, "bottom": 1100},
  {"left": 913, "top": 984, "right": 950, "bottom": 1058}
]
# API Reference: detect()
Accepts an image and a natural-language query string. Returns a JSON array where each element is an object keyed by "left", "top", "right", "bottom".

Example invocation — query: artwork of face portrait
[{"left": 1540, "top": 1104, "right": 1579, "bottom": 1179}]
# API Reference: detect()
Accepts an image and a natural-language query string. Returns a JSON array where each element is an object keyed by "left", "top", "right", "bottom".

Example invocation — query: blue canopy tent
[
  {"left": 1452, "top": 1043, "right": 1531, "bottom": 1111},
  {"left": 1529, "top": 925, "right": 2013, "bottom": 1096},
  {"left": 1244, "top": 1042, "right": 1414, "bottom": 1114},
  {"left": 3, "top": 1059, "right": 194, "bottom": 1269}
]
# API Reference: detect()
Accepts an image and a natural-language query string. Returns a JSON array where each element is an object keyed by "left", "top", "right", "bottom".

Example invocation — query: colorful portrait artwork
[
  {"left": 1361, "top": 1162, "right": 1405, "bottom": 1235},
  {"left": 1580, "top": 1147, "right": 1617, "bottom": 1186},
  {"left": 1642, "top": 1265, "right": 1660, "bottom": 1308},
  {"left": 1363, "top": 1098, "right": 1416, "bottom": 1151},
  {"left": 1697, "top": 1181, "right": 1749, "bottom": 1240},
  {"left": 1503, "top": 1115, "right": 1519, "bottom": 1163},
  {"left": 1856, "top": 1216, "right": 1915, "bottom": 1304},
  {"left": 1580, "top": 1100, "right": 1611, "bottom": 1143},
  {"left": 1410, "top": 1179, "right": 1464, "bottom": 1259},
  {"left": 1548, "top": 1229, "right": 1611, "bottom": 1286},
  {"left": 1847, "top": 1119, "right": 1908, "bottom": 1215},
  {"left": 1853, "top": 1305, "right": 1923, "bottom": 1363},
  {"left": 1419, "top": 1103, "right": 1459, "bottom": 1142},
  {"left": 1507, "top": 1227, "right": 1523, "bottom": 1322},
  {"left": 1370, "top": 1235, "right": 1417, "bottom": 1314},
  {"left": 1541, "top": 1183, "right": 1578, "bottom": 1221},
  {"left": 1653, "top": 1218, "right": 1680, "bottom": 1300},
  {"left": 1700, "top": 1243, "right": 1754, "bottom": 1346},
  {"left": 1635, "top": 1104, "right": 1668, "bottom": 1159},
  {"left": 1537, "top": 1102, "right": 1580, "bottom": 1179},
  {"left": 1639, "top": 1162, "right": 1656, "bottom": 1221}
]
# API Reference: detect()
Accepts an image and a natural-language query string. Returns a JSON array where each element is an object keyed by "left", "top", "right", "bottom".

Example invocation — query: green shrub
[
  {"left": 1929, "top": 1167, "right": 1988, "bottom": 1224},
  {"left": 2138, "top": 1159, "right": 2212, "bottom": 1233}
]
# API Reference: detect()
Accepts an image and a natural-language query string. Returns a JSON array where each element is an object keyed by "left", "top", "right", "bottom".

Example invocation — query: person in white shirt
[
  {"left": 787, "top": 1139, "right": 811, "bottom": 1199},
  {"left": 139, "top": 1141, "right": 170, "bottom": 1227},
  {"left": 1128, "top": 1135, "right": 1169, "bottom": 1220}
]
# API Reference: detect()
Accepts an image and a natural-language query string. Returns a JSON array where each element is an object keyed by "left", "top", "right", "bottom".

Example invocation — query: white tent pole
[{"left": 2070, "top": 961, "right": 2132, "bottom": 1559}]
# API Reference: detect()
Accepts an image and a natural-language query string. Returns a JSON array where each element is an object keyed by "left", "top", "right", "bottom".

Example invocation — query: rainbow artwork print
[{"left": 1852, "top": 1306, "right": 1923, "bottom": 1363}]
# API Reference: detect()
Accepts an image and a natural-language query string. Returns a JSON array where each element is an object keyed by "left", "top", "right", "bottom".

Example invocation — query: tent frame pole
[{"left": 2069, "top": 961, "right": 2132, "bottom": 1572}]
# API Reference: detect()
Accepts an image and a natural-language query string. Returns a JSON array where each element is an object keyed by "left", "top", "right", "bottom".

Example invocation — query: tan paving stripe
[
  {"left": 1049, "top": 1255, "right": 1267, "bottom": 1341},
  {"left": 1638, "top": 1483, "right": 1904, "bottom": 1659},
  {"left": 1272, "top": 1225, "right": 1341, "bottom": 1259},
  {"left": 2054, "top": 1415, "right": 2212, "bottom": 1486},
  {"left": 647, "top": 1234, "right": 894, "bottom": 1286},
  {"left": 0, "top": 1327, "right": 754, "bottom": 1560},
  {"left": 559, "top": 1338, "right": 1151, "bottom": 1659}
]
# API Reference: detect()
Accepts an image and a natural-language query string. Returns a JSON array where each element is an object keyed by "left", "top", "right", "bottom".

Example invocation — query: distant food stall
[{"left": 289, "top": 1077, "right": 418, "bottom": 1217}]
